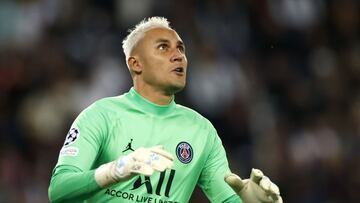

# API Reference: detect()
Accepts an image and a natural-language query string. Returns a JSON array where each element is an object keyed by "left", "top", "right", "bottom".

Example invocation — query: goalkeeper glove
[
  {"left": 225, "top": 168, "right": 283, "bottom": 203},
  {"left": 95, "top": 146, "right": 174, "bottom": 187}
]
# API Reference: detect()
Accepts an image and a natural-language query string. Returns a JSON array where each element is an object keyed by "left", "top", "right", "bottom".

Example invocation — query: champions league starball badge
[
  {"left": 176, "top": 142, "right": 193, "bottom": 164},
  {"left": 64, "top": 127, "right": 80, "bottom": 146}
]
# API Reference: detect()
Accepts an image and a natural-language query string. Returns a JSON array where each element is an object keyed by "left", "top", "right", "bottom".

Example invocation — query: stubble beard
[{"left": 164, "top": 80, "right": 186, "bottom": 96}]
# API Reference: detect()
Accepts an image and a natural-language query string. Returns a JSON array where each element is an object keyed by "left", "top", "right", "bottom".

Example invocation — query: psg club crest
[{"left": 176, "top": 142, "right": 193, "bottom": 164}]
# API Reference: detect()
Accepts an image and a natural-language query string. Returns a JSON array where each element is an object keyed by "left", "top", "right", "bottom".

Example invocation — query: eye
[
  {"left": 158, "top": 44, "right": 168, "bottom": 51},
  {"left": 178, "top": 45, "right": 185, "bottom": 53}
]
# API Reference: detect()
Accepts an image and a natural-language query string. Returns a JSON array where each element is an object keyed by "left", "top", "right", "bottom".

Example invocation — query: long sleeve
[
  {"left": 49, "top": 102, "right": 107, "bottom": 202},
  {"left": 48, "top": 165, "right": 100, "bottom": 203},
  {"left": 198, "top": 123, "right": 238, "bottom": 202}
]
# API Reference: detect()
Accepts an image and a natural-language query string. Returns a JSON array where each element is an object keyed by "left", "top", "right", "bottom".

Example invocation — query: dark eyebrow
[
  {"left": 177, "top": 41, "right": 185, "bottom": 47},
  {"left": 155, "top": 38, "right": 184, "bottom": 46},
  {"left": 155, "top": 39, "right": 170, "bottom": 44}
]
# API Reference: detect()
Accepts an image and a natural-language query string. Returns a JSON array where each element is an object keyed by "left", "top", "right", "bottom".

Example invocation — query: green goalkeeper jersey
[{"left": 49, "top": 87, "right": 238, "bottom": 203}]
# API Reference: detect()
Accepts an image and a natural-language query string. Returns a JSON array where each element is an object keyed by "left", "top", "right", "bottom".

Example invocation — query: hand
[
  {"left": 95, "top": 146, "right": 174, "bottom": 187},
  {"left": 225, "top": 168, "right": 283, "bottom": 203}
]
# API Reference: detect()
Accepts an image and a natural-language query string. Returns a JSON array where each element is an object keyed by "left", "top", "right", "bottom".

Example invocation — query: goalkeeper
[{"left": 48, "top": 16, "right": 282, "bottom": 203}]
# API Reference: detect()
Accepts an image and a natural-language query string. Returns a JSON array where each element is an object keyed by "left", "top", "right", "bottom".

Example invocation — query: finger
[
  {"left": 142, "top": 149, "right": 174, "bottom": 170},
  {"left": 150, "top": 147, "right": 174, "bottom": 161},
  {"left": 150, "top": 145, "right": 164, "bottom": 151},
  {"left": 259, "top": 176, "right": 271, "bottom": 192},
  {"left": 131, "top": 148, "right": 173, "bottom": 170},
  {"left": 224, "top": 173, "right": 246, "bottom": 193},
  {"left": 250, "top": 168, "right": 264, "bottom": 184},
  {"left": 130, "top": 162, "right": 154, "bottom": 176},
  {"left": 258, "top": 176, "right": 282, "bottom": 202},
  {"left": 269, "top": 182, "right": 280, "bottom": 196},
  {"left": 268, "top": 182, "right": 281, "bottom": 201},
  {"left": 259, "top": 176, "right": 280, "bottom": 196},
  {"left": 149, "top": 154, "right": 174, "bottom": 171},
  {"left": 275, "top": 195, "right": 283, "bottom": 203}
]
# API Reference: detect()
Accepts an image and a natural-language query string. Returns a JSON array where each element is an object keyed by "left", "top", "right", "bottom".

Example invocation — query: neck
[{"left": 133, "top": 81, "right": 173, "bottom": 105}]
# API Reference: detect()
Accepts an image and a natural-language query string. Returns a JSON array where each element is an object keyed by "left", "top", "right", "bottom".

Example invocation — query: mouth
[{"left": 172, "top": 67, "right": 185, "bottom": 75}]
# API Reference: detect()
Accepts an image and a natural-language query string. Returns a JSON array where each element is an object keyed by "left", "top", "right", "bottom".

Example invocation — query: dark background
[{"left": 0, "top": 0, "right": 359, "bottom": 202}]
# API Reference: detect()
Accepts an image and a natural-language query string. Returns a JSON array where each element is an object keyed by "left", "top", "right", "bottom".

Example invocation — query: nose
[{"left": 170, "top": 49, "right": 185, "bottom": 63}]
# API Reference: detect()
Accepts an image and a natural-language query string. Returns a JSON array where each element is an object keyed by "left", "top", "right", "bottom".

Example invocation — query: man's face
[{"left": 131, "top": 27, "right": 188, "bottom": 94}]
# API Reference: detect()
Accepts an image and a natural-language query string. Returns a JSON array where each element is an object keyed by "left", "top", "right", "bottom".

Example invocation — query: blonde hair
[{"left": 122, "top": 17, "right": 172, "bottom": 66}]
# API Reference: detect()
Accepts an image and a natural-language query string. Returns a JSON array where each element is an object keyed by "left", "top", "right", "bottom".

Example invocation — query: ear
[{"left": 128, "top": 56, "right": 142, "bottom": 74}]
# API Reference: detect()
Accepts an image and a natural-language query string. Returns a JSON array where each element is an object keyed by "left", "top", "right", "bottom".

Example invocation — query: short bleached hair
[{"left": 122, "top": 17, "right": 172, "bottom": 66}]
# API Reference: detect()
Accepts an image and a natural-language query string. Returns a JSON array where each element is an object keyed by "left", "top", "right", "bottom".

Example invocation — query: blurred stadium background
[{"left": 0, "top": 0, "right": 360, "bottom": 202}]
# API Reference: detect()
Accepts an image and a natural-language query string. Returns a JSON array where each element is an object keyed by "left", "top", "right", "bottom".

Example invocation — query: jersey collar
[{"left": 128, "top": 87, "right": 176, "bottom": 116}]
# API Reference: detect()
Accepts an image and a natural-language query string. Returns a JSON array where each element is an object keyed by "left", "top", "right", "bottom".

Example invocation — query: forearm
[
  {"left": 49, "top": 146, "right": 174, "bottom": 202},
  {"left": 48, "top": 165, "right": 101, "bottom": 203}
]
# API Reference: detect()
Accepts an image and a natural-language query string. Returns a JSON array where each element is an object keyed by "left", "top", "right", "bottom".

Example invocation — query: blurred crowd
[{"left": 0, "top": 0, "right": 359, "bottom": 202}]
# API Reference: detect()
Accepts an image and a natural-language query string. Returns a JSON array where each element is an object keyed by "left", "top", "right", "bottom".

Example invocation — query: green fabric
[
  {"left": 49, "top": 87, "right": 236, "bottom": 203},
  {"left": 48, "top": 165, "right": 99, "bottom": 203},
  {"left": 222, "top": 194, "right": 242, "bottom": 203}
]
